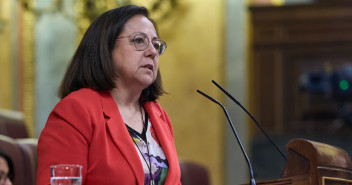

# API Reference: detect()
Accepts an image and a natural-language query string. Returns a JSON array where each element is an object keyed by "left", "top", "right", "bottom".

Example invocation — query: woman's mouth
[{"left": 141, "top": 64, "right": 153, "bottom": 71}]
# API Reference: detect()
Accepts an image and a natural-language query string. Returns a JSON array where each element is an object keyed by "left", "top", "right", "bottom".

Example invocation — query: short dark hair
[
  {"left": 58, "top": 5, "right": 165, "bottom": 101},
  {"left": 0, "top": 148, "right": 14, "bottom": 182}
]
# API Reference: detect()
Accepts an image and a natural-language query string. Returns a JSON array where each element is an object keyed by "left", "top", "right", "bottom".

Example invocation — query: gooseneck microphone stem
[
  {"left": 197, "top": 90, "right": 256, "bottom": 185},
  {"left": 211, "top": 80, "right": 288, "bottom": 161}
]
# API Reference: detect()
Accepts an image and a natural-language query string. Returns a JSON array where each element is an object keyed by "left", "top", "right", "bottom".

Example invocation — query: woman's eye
[
  {"left": 0, "top": 171, "right": 7, "bottom": 181},
  {"left": 134, "top": 37, "right": 145, "bottom": 44}
]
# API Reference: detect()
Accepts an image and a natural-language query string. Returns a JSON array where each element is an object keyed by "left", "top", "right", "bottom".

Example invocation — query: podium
[{"left": 254, "top": 139, "right": 352, "bottom": 185}]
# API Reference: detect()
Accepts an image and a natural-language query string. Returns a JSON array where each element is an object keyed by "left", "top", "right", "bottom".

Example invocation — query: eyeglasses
[{"left": 116, "top": 33, "right": 167, "bottom": 56}]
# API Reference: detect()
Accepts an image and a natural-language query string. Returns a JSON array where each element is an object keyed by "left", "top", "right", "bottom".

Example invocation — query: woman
[
  {"left": 0, "top": 149, "right": 13, "bottom": 185},
  {"left": 36, "top": 5, "right": 181, "bottom": 185}
]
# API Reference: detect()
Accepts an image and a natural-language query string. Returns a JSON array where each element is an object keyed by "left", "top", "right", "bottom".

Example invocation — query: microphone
[
  {"left": 197, "top": 89, "right": 256, "bottom": 185},
  {"left": 211, "top": 80, "right": 288, "bottom": 161}
]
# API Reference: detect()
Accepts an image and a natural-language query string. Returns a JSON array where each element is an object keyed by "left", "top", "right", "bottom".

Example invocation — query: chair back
[
  {"left": 0, "top": 134, "right": 38, "bottom": 185},
  {"left": 0, "top": 109, "right": 29, "bottom": 138},
  {"left": 180, "top": 161, "right": 210, "bottom": 185}
]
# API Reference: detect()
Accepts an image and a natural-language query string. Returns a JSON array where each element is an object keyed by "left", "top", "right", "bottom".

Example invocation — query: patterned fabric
[{"left": 127, "top": 119, "right": 169, "bottom": 185}]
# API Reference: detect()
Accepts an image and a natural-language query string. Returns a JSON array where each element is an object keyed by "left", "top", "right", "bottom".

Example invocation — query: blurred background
[{"left": 1, "top": 0, "right": 352, "bottom": 185}]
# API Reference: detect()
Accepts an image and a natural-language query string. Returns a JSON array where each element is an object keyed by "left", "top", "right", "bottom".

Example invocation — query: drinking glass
[{"left": 50, "top": 164, "right": 82, "bottom": 185}]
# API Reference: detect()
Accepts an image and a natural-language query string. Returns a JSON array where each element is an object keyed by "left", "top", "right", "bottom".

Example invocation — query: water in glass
[{"left": 50, "top": 176, "right": 82, "bottom": 185}]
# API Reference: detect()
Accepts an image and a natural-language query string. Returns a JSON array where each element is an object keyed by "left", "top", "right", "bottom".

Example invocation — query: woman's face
[
  {"left": 0, "top": 156, "right": 12, "bottom": 185},
  {"left": 112, "top": 15, "right": 159, "bottom": 91}
]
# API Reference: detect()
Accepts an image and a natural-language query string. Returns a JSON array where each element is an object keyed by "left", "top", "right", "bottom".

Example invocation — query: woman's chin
[{"left": 139, "top": 78, "right": 155, "bottom": 89}]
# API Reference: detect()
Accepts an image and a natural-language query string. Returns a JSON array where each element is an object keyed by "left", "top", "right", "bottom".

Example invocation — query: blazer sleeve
[{"left": 36, "top": 96, "right": 94, "bottom": 185}]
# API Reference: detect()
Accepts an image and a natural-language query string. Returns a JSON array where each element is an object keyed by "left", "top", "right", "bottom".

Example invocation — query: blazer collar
[
  {"left": 143, "top": 101, "right": 180, "bottom": 185},
  {"left": 98, "top": 90, "right": 144, "bottom": 185},
  {"left": 98, "top": 90, "right": 179, "bottom": 185}
]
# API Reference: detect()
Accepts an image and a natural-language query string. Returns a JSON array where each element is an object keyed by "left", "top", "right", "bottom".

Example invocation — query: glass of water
[{"left": 50, "top": 164, "right": 83, "bottom": 185}]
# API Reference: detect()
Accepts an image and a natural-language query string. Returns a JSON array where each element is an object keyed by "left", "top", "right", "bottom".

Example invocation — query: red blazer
[{"left": 36, "top": 88, "right": 181, "bottom": 185}]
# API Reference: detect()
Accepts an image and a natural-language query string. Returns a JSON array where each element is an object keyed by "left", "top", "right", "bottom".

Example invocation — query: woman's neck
[
  {"left": 110, "top": 87, "right": 145, "bottom": 133},
  {"left": 110, "top": 86, "right": 141, "bottom": 107}
]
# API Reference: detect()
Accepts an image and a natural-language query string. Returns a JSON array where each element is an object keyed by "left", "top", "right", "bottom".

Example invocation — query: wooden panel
[{"left": 249, "top": 1, "right": 352, "bottom": 134}]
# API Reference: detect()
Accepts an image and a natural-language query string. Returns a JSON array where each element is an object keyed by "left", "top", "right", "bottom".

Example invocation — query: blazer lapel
[
  {"left": 143, "top": 101, "right": 180, "bottom": 185},
  {"left": 99, "top": 90, "right": 144, "bottom": 185}
]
